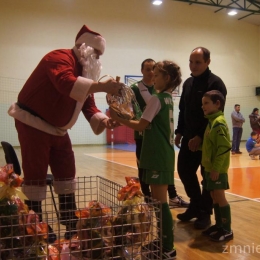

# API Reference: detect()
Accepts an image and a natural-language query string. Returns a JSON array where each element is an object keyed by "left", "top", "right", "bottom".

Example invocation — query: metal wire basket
[{"left": 0, "top": 176, "right": 162, "bottom": 260}]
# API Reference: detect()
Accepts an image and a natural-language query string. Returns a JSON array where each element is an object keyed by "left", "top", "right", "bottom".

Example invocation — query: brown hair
[
  {"left": 203, "top": 90, "right": 225, "bottom": 111},
  {"left": 153, "top": 60, "right": 182, "bottom": 93}
]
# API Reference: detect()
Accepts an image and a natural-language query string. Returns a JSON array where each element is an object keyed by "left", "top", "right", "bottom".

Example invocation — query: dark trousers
[
  {"left": 135, "top": 139, "right": 177, "bottom": 199},
  {"left": 25, "top": 193, "right": 78, "bottom": 229},
  {"left": 232, "top": 127, "right": 243, "bottom": 152},
  {"left": 177, "top": 138, "right": 212, "bottom": 215}
]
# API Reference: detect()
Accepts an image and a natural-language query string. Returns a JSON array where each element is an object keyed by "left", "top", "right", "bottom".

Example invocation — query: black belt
[{"left": 16, "top": 102, "right": 44, "bottom": 120}]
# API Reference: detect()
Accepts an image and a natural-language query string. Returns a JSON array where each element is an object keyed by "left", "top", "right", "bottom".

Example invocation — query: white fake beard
[{"left": 79, "top": 43, "right": 102, "bottom": 81}]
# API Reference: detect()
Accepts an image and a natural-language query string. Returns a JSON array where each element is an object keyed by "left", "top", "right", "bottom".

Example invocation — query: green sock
[
  {"left": 161, "top": 202, "right": 174, "bottom": 251},
  {"left": 219, "top": 204, "right": 232, "bottom": 232},
  {"left": 213, "top": 203, "right": 222, "bottom": 227}
]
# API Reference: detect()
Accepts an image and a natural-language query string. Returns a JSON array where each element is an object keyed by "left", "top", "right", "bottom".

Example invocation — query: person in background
[
  {"left": 231, "top": 104, "right": 245, "bottom": 155},
  {"left": 8, "top": 25, "right": 123, "bottom": 240},
  {"left": 249, "top": 108, "right": 260, "bottom": 135},
  {"left": 111, "top": 60, "right": 182, "bottom": 259},
  {"left": 246, "top": 131, "right": 260, "bottom": 160},
  {"left": 174, "top": 47, "right": 227, "bottom": 230},
  {"left": 131, "top": 58, "right": 189, "bottom": 208},
  {"left": 201, "top": 90, "right": 233, "bottom": 242}
]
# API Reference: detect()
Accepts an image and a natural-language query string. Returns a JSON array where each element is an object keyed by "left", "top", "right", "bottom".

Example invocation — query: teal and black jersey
[
  {"left": 140, "top": 92, "right": 174, "bottom": 172},
  {"left": 131, "top": 81, "right": 155, "bottom": 140}
]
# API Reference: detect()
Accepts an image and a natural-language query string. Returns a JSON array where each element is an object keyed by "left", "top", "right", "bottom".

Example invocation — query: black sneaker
[
  {"left": 235, "top": 151, "right": 242, "bottom": 154},
  {"left": 46, "top": 225, "right": 57, "bottom": 243},
  {"left": 64, "top": 229, "right": 78, "bottom": 240},
  {"left": 177, "top": 208, "right": 197, "bottom": 221},
  {"left": 210, "top": 228, "right": 233, "bottom": 242},
  {"left": 194, "top": 213, "right": 211, "bottom": 229},
  {"left": 201, "top": 225, "right": 221, "bottom": 236}
]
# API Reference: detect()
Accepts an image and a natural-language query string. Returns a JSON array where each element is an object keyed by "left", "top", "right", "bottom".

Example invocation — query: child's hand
[
  {"left": 210, "top": 170, "right": 219, "bottom": 181},
  {"left": 109, "top": 108, "right": 120, "bottom": 121}
]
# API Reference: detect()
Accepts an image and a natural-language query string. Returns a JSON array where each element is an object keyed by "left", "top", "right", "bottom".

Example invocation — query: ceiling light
[
  {"left": 227, "top": 10, "right": 238, "bottom": 16},
  {"left": 152, "top": 0, "right": 163, "bottom": 5}
]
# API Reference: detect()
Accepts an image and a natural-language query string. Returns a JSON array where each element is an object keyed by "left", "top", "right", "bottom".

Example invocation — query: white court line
[
  {"left": 230, "top": 165, "right": 260, "bottom": 169},
  {"left": 84, "top": 153, "right": 137, "bottom": 169},
  {"left": 85, "top": 153, "right": 191, "bottom": 176},
  {"left": 84, "top": 153, "right": 260, "bottom": 203}
]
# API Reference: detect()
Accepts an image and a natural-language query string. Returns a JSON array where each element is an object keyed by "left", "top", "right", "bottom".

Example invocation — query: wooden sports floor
[{"left": 1, "top": 143, "right": 260, "bottom": 260}]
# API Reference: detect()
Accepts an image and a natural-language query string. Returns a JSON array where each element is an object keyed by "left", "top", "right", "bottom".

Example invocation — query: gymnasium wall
[{"left": 0, "top": 0, "right": 259, "bottom": 145}]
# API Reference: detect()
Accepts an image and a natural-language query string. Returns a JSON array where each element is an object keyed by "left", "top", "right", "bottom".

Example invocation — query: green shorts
[
  {"left": 204, "top": 171, "right": 229, "bottom": 191},
  {"left": 142, "top": 169, "right": 174, "bottom": 185}
]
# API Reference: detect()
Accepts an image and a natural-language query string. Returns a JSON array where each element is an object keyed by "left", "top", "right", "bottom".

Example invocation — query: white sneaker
[
  {"left": 169, "top": 196, "right": 189, "bottom": 208},
  {"left": 250, "top": 154, "right": 257, "bottom": 160}
]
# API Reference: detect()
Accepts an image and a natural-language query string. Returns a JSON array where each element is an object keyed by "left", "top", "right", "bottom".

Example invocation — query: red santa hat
[{"left": 75, "top": 25, "right": 106, "bottom": 55}]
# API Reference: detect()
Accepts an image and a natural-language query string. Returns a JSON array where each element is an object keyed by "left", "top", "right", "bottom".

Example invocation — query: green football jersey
[{"left": 140, "top": 92, "right": 174, "bottom": 171}]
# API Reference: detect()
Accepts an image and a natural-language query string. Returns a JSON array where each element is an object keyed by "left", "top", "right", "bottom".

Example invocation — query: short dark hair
[
  {"left": 203, "top": 90, "right": 225, "bottom": 111},
  {"left": 141, "top": 59, "right": 155, "bottom": 70},
  {"left": 192, "top": 47, "right": 210, "bottom": 62},
  {"left": 251, "top": 131, "right": 257, "bottom": 136},
  {"left": 234, "top": 104, "right": 240, "bottom": 107},
  {"left": 252, "top": 108, "right": 259, "bottom": 113}
]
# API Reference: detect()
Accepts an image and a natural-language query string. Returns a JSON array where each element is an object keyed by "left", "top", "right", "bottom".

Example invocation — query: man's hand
[
  {"left": 210, "top": 170, "right": 219, "bottom": 181},
  {"left": 90, "top": 79, "right": 124, "bottom": 96},
  {"left": 102, "top": 79, "right": 124, "bottom": 96},
  {"left": 188, "top": 136, "right": 202, "bottom": 152},
  {"left": 174, "top": 133, "right": 182, "bottom": 148},
  {"left": 101, "top": 118, "right": 120, "bottom": 129}
]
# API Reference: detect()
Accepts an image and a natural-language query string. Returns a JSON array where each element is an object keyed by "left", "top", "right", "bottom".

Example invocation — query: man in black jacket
[{"left": 174, "top": 47, "right": 227, "bottom": 229}]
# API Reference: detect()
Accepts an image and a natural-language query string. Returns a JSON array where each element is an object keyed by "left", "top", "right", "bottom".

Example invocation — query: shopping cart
[{"left": 0, "top": 176, "right": 162, "bottom": 260}]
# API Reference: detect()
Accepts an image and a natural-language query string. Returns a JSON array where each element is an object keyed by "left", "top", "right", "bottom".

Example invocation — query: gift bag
[
  {"left": 103, "top": 75, "right": 142, "bottom": 120},
  {"left": 113, "top": 177, "right": 151, "bottom": 259}
]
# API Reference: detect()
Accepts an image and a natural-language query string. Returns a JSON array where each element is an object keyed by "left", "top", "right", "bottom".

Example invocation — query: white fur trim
[
  {"left": 70, "top": 76, "right": 93, "bottom": 103},
  {"left": 53, "top": 179, "right": 77, "bottom": 194},
  {"left": 22, "top": 185, "right": 47, "bottom": 201},
  {"left": 75, "top": 32, "right": 105, "bottom": 54},
  {"left": 8, "top": 103, "right": 67, "bottom": 136}
]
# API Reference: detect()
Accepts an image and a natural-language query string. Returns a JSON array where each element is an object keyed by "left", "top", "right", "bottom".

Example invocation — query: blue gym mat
[
  {"left": 107, "top": 143, "right": 179, "bottom": 152},
  {"left": 106, "top": 144, "right": 136, "bottom": 152}
]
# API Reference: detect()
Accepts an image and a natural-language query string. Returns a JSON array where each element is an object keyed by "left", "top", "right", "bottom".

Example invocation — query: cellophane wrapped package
[
  {"left": 0, "top": 164, "right": 52, "bottom": 259},
  {"left": 56, "top": 200, "right": 114, "bottom": 260},
  {"left": 113, "top": 177, "right": 151, "bottom": 259},
  {"left": 106, "top": 84, "right": 142, "bottom": 120}
]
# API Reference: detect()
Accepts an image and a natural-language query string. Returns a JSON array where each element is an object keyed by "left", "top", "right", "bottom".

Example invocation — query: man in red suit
[{"left": 8, "top": 25, "right": 123, "bottom": 240}]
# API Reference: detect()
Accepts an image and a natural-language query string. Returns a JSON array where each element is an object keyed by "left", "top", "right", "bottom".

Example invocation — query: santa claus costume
[{"left": 8, "top": 25, "right": 109, "bottom": 239}]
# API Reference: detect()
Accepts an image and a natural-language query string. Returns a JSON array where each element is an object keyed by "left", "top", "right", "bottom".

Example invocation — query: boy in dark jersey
[
  {"left": 201, "top": 90, "right": 233, "bottom": 241},
  {"left": 110, "top": 60, "right": 182, "bottom": 259}
]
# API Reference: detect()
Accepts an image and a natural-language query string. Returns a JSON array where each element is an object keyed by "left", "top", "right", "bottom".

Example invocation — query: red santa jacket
[{"left": 8, "top": 47, "right": 108, "bottom": 135}]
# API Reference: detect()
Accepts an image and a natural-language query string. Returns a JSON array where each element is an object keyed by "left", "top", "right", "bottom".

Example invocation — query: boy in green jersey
[
  {"left": 201, "top": 90, "right": 233, "bottom": 241},
  {"left": 110, "top": 60, "right": 182, "bottom": 259}
]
